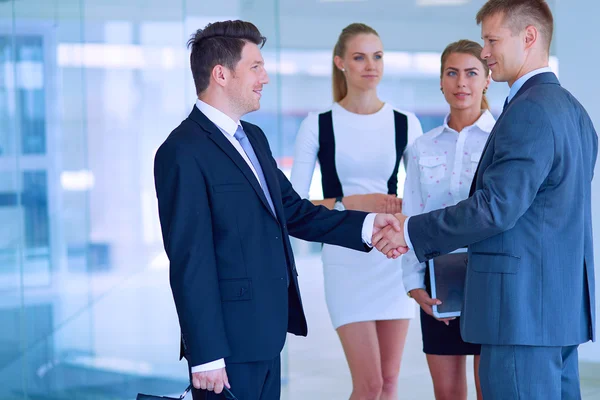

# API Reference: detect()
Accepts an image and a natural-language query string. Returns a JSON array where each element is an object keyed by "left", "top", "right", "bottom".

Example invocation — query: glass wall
[
  {"left": 3, "top": 0, "right": 598, "bottom": 399},
  {"left": 0, "top": 1, "right": 275, "bottom": 398}
]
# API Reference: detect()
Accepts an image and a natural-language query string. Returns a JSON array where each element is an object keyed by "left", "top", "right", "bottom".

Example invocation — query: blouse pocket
[
  {"left": 467, "top": 152, "right": 483, "bottom": 179},
  {"left": 470, "top": 152, "right": 482, "bottom": 169},
  {"left": 419, "top": 155, "right": 447, "bottom": 184}
]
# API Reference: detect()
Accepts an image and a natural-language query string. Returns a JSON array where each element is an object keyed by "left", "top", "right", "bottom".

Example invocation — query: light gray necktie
[{"left": 233, "top": 125, "right": 276, "bottom": 216}]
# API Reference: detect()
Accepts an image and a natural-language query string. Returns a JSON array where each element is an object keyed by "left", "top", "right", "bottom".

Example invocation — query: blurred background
[{"left": 0, "top": 0, "right": 598, "bottom": 398}]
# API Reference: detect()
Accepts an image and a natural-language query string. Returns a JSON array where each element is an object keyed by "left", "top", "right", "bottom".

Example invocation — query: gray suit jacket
[{"left": 408, "top": 72, "right": 597, "bottom": 346}]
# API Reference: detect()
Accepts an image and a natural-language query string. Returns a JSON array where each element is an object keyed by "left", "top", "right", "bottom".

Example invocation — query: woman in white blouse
[
  {"left": 402, "top": 40, "right": 494, "bottom": 400},
  {"left": 291, "top": 23, "right": 423, "bottom": 400}
]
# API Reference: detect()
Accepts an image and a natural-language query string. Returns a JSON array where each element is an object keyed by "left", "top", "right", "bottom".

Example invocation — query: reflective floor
[
  {"left": 2, "top": 253, "right": 600, "bottom": 399},
  {"left": 282, "top": 256, "right": 600, "bottom": 400}
]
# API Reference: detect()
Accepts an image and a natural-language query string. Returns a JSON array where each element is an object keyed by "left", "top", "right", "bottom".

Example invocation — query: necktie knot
[{"left": 234, "top": 125, "right": 246, "bottom": 142}]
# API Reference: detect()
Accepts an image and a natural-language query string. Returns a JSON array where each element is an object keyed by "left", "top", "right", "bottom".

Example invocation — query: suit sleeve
[
  {"left": 582, "top": 111, "right": 598, "bottom": 179},
  {"left": 279, "top": 167, "right": 370, "bottom": 250},
  {"left": 154, "top": 142, "right": 230, "bottom": 366},
  {"left": 408, "top": 100, "right": 555, "bottom": 262}
]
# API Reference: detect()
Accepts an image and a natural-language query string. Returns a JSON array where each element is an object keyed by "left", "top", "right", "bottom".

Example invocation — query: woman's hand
[
  {"left": 343, "top": 193, "right": 403, "bottom": 214},
  {"left": 409, "top": 288, "right": 455, "bottom": 326}
]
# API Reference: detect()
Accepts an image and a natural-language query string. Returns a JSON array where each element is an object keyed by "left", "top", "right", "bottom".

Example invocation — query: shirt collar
[
  {"left": 474, "top": 109, "right": 495, "bottom": 133},
  {"left": 507, "top": 66, "right": 553, "bottom": 104},
  {"left": 434, "top": 109, "right": 495, "bottom": 138},
  {"left": 441, "top": 113, "right": 452, "bottom": 135},
  {"left": 195, "top": 98, "right": 240, "bottom": 137}
]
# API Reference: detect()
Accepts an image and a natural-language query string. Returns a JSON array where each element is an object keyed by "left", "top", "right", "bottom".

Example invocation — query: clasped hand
[{"left": 372, "top": 213, "right": 409, "bottom": 258}]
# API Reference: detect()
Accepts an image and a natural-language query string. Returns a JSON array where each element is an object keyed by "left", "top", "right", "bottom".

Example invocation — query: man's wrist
[{"left": 362, "top": 213, "right": 377, "bottom": 246}]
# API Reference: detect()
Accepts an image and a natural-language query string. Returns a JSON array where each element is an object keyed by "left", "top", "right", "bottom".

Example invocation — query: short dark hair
[
  {"left": 187, "top": 20, "right": 267, "bottom": 95},
  {"left": 476, "top": 0, "right": 553, "bottom": 53}
]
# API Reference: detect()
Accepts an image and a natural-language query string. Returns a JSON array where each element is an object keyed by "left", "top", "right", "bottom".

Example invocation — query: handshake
[{"left": 372, "top": 213, "right": 409, "bottom": 259}]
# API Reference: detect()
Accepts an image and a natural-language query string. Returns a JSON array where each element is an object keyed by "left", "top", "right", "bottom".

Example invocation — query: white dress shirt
[
  {"left": 507, "top": 66, "right": 553, "bottom": 104},
  {"left": 196, "top": 99, "right": 263, "bottom": 185},
  {"left": 191, "top": 99, "right": 375, "bottom": 372},
  {"left": 401, "top": 110, "right": 495, "bottom": 293}
]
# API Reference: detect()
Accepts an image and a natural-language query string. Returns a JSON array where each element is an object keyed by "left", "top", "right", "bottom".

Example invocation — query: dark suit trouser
[
  {"left": 188, "top": 356, "right": 281, "bottom": 400},
  {"left": 480, "top": 344, "right": 580, "bottom": 400}
]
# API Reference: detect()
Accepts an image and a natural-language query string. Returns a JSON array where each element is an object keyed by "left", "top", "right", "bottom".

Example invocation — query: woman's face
[
  {"left": 335, "top": 33, "right": 384, "bottom": 92},
  {"left": 441, "top": 52, "right": 490, "bottom": 111}
]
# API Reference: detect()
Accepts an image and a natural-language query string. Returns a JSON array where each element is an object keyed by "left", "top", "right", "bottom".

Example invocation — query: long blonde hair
[
  {"left": 332, "top": 23, "right": 380, "bottom": 102},
  {"left": 440, "top": 39, "right": 490, "bottom": 110}
]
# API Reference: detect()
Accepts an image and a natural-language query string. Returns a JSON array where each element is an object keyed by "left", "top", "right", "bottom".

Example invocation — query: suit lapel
[
  {"left": 189, "top": 107, "right": 278, "bottom": 221},
  {"left": 469, "top": 72, "right": 560, "bottom": 196}
]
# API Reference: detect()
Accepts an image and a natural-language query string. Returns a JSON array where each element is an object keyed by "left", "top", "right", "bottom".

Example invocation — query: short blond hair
[{"left": 476, "top": 0, "right": 553, "bottom": 53}]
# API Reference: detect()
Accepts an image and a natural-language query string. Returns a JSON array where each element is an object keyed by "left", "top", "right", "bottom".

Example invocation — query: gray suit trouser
[{"left": 480, "top": 344, "right": 580, "bottom": 400}]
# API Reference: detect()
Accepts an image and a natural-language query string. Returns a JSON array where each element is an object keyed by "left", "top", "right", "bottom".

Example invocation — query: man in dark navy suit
[{"left": 153, "top": 20, "right": 404, "bottom": 400}]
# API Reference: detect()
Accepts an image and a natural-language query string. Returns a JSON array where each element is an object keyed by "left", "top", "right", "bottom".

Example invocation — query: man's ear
[
  {"left": 212, "top": 64, "right": 230, "bottom": 88},
  {"left": 524, "top": 25, "right": 538, "bottom": 50}
]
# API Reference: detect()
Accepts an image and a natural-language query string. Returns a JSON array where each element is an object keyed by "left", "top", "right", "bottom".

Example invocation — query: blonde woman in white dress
[{"left": 290, "top": 23, "right": 423, "bottom": 400}]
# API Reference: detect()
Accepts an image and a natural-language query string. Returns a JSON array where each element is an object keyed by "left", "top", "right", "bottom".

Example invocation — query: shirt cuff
[
  {"left": 191, "top": 358, "right": 226, "bottom": 373},
  {"left": 401, "top": 250, "right": 426, "bottom": 293},
  {"left": 403, "top": 268, "right": 427, "bottom": 293},
  {"left": 361, "top": 213, "right": 377, "bottom": 247},
  {"left": 403, "top": 216, "right": 413, "bottom": 249}
]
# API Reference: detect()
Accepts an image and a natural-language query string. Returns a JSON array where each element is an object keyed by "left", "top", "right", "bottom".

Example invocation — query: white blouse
[{"left": 401, "top": 110, "right": 496, "bottom": 292}]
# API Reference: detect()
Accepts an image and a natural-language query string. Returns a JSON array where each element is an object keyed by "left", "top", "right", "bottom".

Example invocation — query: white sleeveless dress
[{"left": 291, "top": 103, "right": 422, "bottom": 328}]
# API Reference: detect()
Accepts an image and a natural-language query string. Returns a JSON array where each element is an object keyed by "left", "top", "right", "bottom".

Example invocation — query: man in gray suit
[{"left": 375, "top": 0, "right": 597, "bottom": 398}]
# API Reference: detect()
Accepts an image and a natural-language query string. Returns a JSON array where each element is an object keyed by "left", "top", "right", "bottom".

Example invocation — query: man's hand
[
  {"left": 373, "top": 213, "right": 408, "bottom": 258},
  {"left": 409, "top": 289, "right": 455, "bottom": 326},
  {"left": 372, "top": 213, "right": 408, "bottom": 258},
  {"left": 192, "top": 367, "right": 230, "bottom": 394}
]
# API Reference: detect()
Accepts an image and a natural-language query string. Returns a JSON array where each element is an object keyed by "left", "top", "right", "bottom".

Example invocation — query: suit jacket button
[{"left": 275, "top": 236, "right": 279, "bottom": 240}]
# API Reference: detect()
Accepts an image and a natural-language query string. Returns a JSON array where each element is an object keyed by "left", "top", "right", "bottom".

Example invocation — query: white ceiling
[
  {"left": 1, "top": 0, "right": 556, "bottom": 23},
  {"left": 0, "top": 0, "right": 558, "bottom": 53}
]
